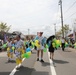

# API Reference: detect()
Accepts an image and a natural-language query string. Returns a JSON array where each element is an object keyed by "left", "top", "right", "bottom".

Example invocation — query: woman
[
  {"left": 47, "top": 35, "right": 55, "bottom": 60},
  {"left": 34, "top": 32, "right": 45, "bottom": 62}
]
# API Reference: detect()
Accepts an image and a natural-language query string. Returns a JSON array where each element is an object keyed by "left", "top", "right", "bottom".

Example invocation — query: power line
[
  {"left": 64, "top": 0, "right": 76, "bottom": 14},
  {"left": 64, "top": 11, "right": 76, "bottom": 22}
]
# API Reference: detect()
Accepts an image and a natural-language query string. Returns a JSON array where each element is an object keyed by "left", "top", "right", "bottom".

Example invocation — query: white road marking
[
  {"left": 47, "top": 50, "right": 57, "bottom": 75},
  {"left": 9, "top": 58, "right": 25, "bottom": 75}
]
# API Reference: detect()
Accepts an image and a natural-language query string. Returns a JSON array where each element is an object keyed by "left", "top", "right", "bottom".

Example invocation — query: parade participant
[
  {"left": 24, "top": 39, "right": 32, "bottom": 50},
  {"left": 61, "top": 37, "right": 65, "bottom": 51},
  {"left": 7, "top": 38, "right": 12, "bottom": 61},
  {"left": 46, "top": 35, "right": 55, "bottom": 60},
  {"left": 11, "top": 38, "right": 15, "bottom": 56},
  {"left": 0, "top": 39, "right": 2, "bottom": 51},
  {"left": 34, "top": 32, "right": 45, "bottom": 62},
  {"left": 29, "top": 40, "right": 34, "bottom": 52},
  {"left": 15, "top": 35, "right": 25, "bottom": 68}
]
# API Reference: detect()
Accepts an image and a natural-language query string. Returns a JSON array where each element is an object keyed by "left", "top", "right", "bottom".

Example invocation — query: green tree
[
  {"left": 56, "top": 24, "right": 71, "bottom": 37},
  {"left": 0, "top": 22, "right": 11, "bottom": 32}
]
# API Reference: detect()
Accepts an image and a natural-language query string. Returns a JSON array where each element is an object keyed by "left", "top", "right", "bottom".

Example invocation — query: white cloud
[{"left": 0, "top": 0, "right": 75, "bottom": 37}]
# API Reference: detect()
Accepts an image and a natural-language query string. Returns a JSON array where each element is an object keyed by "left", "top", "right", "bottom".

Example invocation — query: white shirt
[
  {"left": 61, "top": 39, "right": 65, "bottom": 43},
  {"left": 7, "top": 41, "right": 12, "bottom": 47},
  {"left": 15, "top": 40, "right": 24, "bottom": 49}
]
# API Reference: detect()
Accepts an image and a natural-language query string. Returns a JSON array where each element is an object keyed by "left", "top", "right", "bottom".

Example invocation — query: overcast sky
[{"left": 0, "top": 0, "right": 76, "bottom": 36}]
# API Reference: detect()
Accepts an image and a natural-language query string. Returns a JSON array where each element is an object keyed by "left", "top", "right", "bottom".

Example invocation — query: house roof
[{"left": 68, "top": 32, "right": 76, "bottom": 37}]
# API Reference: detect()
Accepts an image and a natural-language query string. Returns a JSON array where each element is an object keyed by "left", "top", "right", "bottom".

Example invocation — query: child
[
  {"left": 7, "top": 38, "right": 12, "bottom": 61},
  {"left": 15, "top": 35, "right": 25, "bottom": 68}
]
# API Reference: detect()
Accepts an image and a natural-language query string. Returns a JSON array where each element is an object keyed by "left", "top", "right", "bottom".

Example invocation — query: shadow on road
[
  {"left": 53, "top": 59, "right": 69, "bottom": 64},
  {"left": 15, "top": 66, "right": 49, "bottom": 75},
  {"left": 31, "top": 71, "right": 49, "bottom": 75},
  {"left": 41, "top": 62, "right": 50, "bottom": 66},
  {"left": 0, "top": 68, "right": 49, "bottom": 75},
  {"left": 15, "top": 66, "right": 35, "bottom": 75},
  {"left": 5, "top": 60, "right": 16, "bottom": 64},
  {"left": 0, "top": 72, "right": 10, "bottom": 75}
]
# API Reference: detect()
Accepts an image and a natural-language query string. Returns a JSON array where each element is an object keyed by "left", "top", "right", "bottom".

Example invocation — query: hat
[{"left": 37, "top": 32, "right": 43, "bottom": 34}]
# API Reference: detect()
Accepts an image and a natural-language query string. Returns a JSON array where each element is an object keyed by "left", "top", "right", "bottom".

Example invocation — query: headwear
[
  {"left": 40, "top": 32, "right": 43, "bottom": 34},
  {"left": 37, "top": 32, "right": 43, "bottom": 34},
  {"left": 16, "top": 35, "right": 21, "bottom": 38}
]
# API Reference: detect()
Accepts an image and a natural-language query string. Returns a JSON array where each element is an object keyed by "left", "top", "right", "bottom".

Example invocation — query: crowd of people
[{"left": 0, "top": 32, "right": 76, "bottom": 69}]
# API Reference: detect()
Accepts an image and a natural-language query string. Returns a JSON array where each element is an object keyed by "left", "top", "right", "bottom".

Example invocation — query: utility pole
[
  {"left": 74, "top": 22, "right": 76, "bottom": 41},
  {"left": 54, "top": 24, "right": 56, "bottom": 36},
  {"left": 59, "top": 0, "right": 64, "bottom": 38}
]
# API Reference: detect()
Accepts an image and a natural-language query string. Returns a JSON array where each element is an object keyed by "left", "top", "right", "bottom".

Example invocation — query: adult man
[{"left": 34, "top": 32, "right": 45, "bottom": 62}]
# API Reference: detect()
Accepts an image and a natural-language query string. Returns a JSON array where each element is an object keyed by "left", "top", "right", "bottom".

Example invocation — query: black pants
[
  {"left": 62, "top": 43, "right": 65, "bottom": 51},
  {"left": 0, "top": 48, "right": 2, "bottom": 52}
]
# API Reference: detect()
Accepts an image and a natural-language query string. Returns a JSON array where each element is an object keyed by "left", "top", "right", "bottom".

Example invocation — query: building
[{"left": 25, "top": 35, "right": 36, "bottom": 40}]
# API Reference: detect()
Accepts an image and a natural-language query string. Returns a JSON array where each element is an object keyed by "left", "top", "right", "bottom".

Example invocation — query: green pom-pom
[
  {"left": 46, "top": 44, "right": 49, "bottom": 48},
  {"left": 3, "top": 44, "right": 7, "bottom": 48},
  {"left": 43, "top": 48, "right": 47, "bottom": 52}
]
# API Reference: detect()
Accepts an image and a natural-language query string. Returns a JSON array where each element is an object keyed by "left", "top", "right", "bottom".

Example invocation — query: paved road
[
  {"left": 54, "top": 47, "right": 76, "bottom": 75},
  {"left": 0, "top": 47, "right": 76, "bottom": 75}
]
